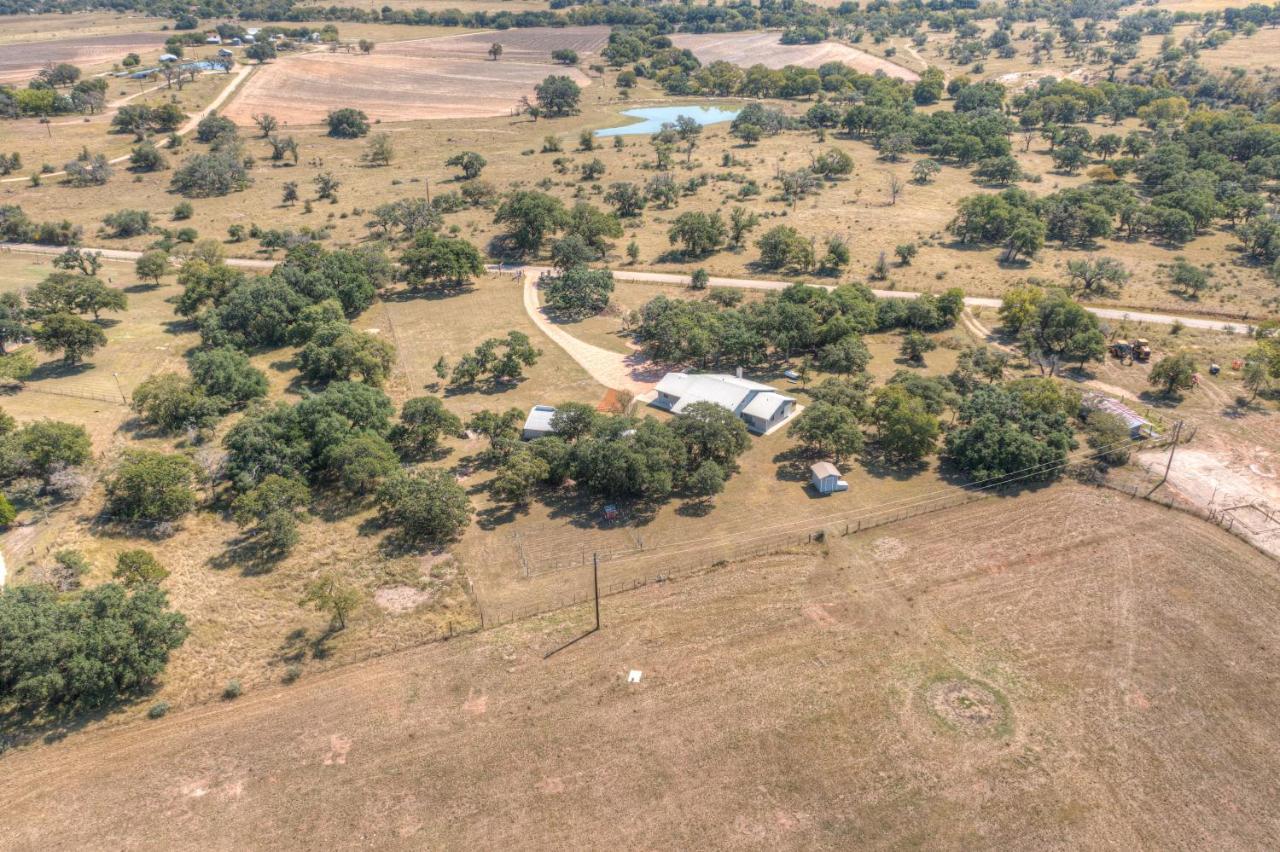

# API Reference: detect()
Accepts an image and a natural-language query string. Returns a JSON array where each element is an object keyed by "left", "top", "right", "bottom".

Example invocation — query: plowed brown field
[
  {"left": 222, "top": 28, "right": 606, "bottom": 125},
  {"left": 671, "top": 31, "right": 921, "bottom": 79},
  {"left": 0, "top": 31, "right": 169, "bottom": 84}
]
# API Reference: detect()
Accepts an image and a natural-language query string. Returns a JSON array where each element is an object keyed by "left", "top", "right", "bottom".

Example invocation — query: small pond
[{"left": 595, "top": 105, "right": 740, "bottom": 137}]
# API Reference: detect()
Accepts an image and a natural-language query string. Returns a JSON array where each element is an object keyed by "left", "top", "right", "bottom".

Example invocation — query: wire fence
[{"left": 480, "top": 487, "right": 993, "bottom": 628}]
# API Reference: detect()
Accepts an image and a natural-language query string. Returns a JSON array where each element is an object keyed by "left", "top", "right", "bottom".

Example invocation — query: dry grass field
[
  {"left": 3, "top": 484, "right": 1278, "bottom": 849},
  {"left": 670, "top": 31, "right": 921, "bottom": 80}
]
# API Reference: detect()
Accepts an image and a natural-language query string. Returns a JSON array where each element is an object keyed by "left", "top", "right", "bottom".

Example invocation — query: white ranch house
[{"left": 651, "top": 372, "right": 797, "bottom": 435}]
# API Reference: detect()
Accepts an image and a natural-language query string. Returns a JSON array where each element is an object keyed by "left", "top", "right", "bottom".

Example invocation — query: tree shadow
[
  {"left": 675, "top": 499, "right": 713, "bottom": 517},
  {"left": 23, "top": 360, "right": 93, "bottom": 383},
  {"left": 206, "top": 534, "right": 287, "bottom": 576},
  {"left": 1137, "top": 389, "right": 1183, "bottom": 409}
]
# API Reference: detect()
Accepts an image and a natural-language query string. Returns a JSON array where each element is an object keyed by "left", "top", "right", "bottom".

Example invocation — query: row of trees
[{"left": 632, "top": 282, "right": 964, "bottom": 369}]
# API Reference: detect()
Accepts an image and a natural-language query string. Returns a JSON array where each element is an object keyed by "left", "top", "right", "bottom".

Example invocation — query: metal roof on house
[
  {"left": 741, "top": 391, "right": 793, "bottom": 421},
  {"left": 654, "top": 372, "right": 791, "bottom": 415},
  {"left": 523, "top": 405, "right": 556, "bottom": 434}
]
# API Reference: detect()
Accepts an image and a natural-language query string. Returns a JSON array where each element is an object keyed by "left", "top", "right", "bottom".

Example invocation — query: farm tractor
[{"left": 1109, "top": 338, "right": 1151, "bottom": 365}]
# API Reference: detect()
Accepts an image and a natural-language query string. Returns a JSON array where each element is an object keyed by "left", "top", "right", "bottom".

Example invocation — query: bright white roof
[
  {"left": 741, "top": 391, "right": 793, "bottom": 421},
  {"left": 523, "top": 405, "right": 556, "bottom": 433},
  {"left": 654, "top": 372, "right": 786, "bottom": 414}
]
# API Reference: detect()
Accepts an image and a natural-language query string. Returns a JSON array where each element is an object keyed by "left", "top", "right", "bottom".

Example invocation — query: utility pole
[
  {"left": 1148, "top": 419, "right": 1182, "bottom": 496},
  {"left": 544, "top": 552, "right": 600, "bottom": 659}
]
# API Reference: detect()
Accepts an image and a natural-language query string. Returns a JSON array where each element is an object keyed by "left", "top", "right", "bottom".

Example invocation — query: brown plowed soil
[
  {"left": 670, "top": 31, "right": 921, "bottom": 80},
  {"left": 0, "top": 31, "right": 169, "bottom": 84},
  {"left": 222, "top": 28, "right": 605, "bottom": 125}
]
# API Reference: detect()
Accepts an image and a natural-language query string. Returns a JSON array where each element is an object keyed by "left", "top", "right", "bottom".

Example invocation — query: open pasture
[
  {"left": 3, "top": 484, "right": 1278, "bottom": 849},
  {"left": 222, "top": 29, "right": 605, "bottom": 125},
  {"left": 670, "top": 31, "right": 921, "bottom": 80}
]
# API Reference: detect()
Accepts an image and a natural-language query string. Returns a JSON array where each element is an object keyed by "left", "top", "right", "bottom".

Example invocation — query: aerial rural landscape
[{"left": 1, "top": 0, "right": 1280, "bottom": 846}]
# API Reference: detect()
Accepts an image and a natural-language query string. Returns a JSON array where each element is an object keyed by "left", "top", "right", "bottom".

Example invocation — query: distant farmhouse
[
  {"left": 522, "top": 405, "right": 557, "bottom": 440},
  {"left": 651, "top": 372, "right": 797, "bottom": 435}
]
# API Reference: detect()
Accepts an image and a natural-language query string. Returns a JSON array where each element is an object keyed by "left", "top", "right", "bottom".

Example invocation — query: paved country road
[{"left": 0, "top": 241, "right": 277, "bottom": 270}]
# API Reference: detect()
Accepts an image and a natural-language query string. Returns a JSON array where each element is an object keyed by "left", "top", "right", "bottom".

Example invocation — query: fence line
[
  {"left": 11, "top": 383, "right": 126, "bottom": 406},
  {"left": 481, "top": 487, "right": 992, "bottom": 628}
]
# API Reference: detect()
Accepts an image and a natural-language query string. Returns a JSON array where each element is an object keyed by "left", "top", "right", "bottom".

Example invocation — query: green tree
[
  {"left": 1149, "top": 352, "right": 1197, "bottom": 397},
  {"left": 34, "top": 313, "right": 106, "bottom": 364},
  {"left": 1066, "top": 257, "right": 1129, "bottom": 297},
  {"left": 1085, "top": 411, "right": 1132, "bottom": 466},
  {"left": 491, "top": 447, "right": 550, "bottom": 505},
  {"left": 135, "top": 250, "right": 170, "bottom": 286},
  {"left": 326, "top": 107, "right": 370, "bottom": 138},
  {"left": 494, "top": 190, "right": 567, "bottom": 255},
  {"left": 113, "top": 549, "right": 169, "bottom": 587},
  {"left": 299, "top": 573, "right": 360, "bottom": 631},
  {"left": 535, "top": 75, "right": 582, "bottom": 117},
  {"left": 298, "top": 323, "right": 396, "bottom": 387},
  {"left": 668, "top": 211, "right": 727, "bottom": 258},
  {"left": 0, "top": 493, "right": 14, "bottom": 527},
  {"left": 104, "top": 450, "right": 199, "bottom": 523},
  {"left": 393, "top": 396, "right": 461, "bottom": 456},
  {"left": 542, "top": 266, "right": 614, "bottom": 319},
  {"left": 686, "top": 459, "right": 725, "bottom": 504},
  {"left": 0, "top": 419, "right": 91, "bottom": 481},
  {"left": 0, "top": 292, "right": 31, "bottom": 354},
  {"left": 232, "top": 474, "right": 310, "bottom": 556},
  {"left": 130, "top": 373, "right": 222, "bottom": 434},
  {"left": 756, "top": 225, "right": 813, "bottom": 271},
  {"left": 788, "top": 402, "right": 864, "bottom": 463},
  {"left": 1020, "top": 290, "right": 1105, "bottom": 376},
  {"left": 188, "top": 347, "right": 268, "bottom": 407},
  {"left": 870, "top": 385, "right": 939, "bottom": 465},
  {"left": 325, "top": 432, "right": 399, "bottom": 495},
  {"left": 0, "top": 583, "right": 187, "bottom": 714},
  {"left": 445, "top": 151, "right": 487, "bottom": 179},
  {"left": 672, "top": 401, "right": 750, "bottom": 469},
  {"left": 376, "top": 469, "right": 472, "bottom": 544},
  {"left": 899, "top": 330, "right": 937, "bottom": 364},
  {"left": 604, "top": 182, "right": 645, "bottom": 217}
]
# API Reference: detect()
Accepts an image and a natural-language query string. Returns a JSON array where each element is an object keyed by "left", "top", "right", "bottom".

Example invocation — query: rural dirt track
[
  {"left": 0, "top": 62, "right": 256, "bottom": 185},
  {"left": 2, "top": 485, "right": 1279, "bottom": 850},
  {"left": 519, "top": 268, "right": 661, "bottom": 394}
]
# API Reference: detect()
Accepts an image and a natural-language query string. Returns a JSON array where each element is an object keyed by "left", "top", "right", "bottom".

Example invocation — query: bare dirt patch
[
  {"left": 0, "top": 32, "right": 169, "bottom": 84},
  {"left": 670, "top": 31, "right": 920, "bottom": 80},
  {"left": 374, "top": 585, "right": 436, "bottom": 614},
  {"left": 222, "top": 29, "right": 602, "bottom": 125}
]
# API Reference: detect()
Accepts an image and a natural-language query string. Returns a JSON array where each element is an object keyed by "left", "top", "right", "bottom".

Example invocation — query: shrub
[
  {"left": 113, "top": 549, "right": 169, "bottom": 587},
  {"left": 326, "top": 108, "right": 370, "bottom": 138},
  {"left": 222, "top": 679, "right": 242, "bottom": 700},
  {"left": 148, "top": 702, "right": 170, "bottom": 719}
]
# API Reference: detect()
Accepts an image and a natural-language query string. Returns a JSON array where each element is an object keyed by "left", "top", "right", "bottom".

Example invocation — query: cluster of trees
[
  {"left": 0, "top": 415, "right": 93, "bottom": 502},
  {"left": 483, "top": 400, "right": 750, "bottom": 507},
  {"left": 222, "top": 381, "right": 469, "bottom": 547},
  {"left": 179, "top": 241, "right": 390, "bottom": 353},
  {"left": 2, "top": 267, "right": 127, "bottom": 365},
  {"left": 170, "top": 114, "right": 252, "bottom": 198},
  {"left": 633, "top": 282, "right": 963, "bottom": 370},
  {"left": 0, "top": 582, "right": 187, "bottom": 717},
  {"left": 447, "top": 331, "right": 540, "bottom": 387},
  {"left": 0, "top": 65, "right": 109, "bottom": 118},
  {"left": 998, "top": 285, "right": 1106, "bottom": 376},
  {"left": 494, "top": 191, "right": 622, "bottom": 259}
]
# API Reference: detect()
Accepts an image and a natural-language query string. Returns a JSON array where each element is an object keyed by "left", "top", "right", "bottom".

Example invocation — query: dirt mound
[{"left": 924, "top": 678, "right": 1011, "bottom": 737}]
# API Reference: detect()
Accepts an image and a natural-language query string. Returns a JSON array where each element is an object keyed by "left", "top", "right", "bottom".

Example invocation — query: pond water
[{"left": 595, "top": 105, "right": 740, "bottom": 137}]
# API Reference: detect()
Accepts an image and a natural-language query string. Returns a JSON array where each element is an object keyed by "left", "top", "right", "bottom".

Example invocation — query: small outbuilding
[
  {"left": 522, "top": 405, "right": 557, "bottom": 440},
  {"left": 158, "top": 53, "right": 179, "bottom": 63},
  {"left": 217, "top": 47, "right": 234, "bottom": 57},
  {"left": 810, "top": 462, "right": 848, "bottom": 495},
  {"left": 1081, "top": 392, "right": 1158, "bottom": 439}
]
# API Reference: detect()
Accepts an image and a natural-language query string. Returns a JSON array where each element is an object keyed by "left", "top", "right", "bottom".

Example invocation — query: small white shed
[
  {"left": 810, "top": 461, "right": 848, "bottom": 495},
  {"left": 522, "top": 405, "right": 557, "bottom": 440}
]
